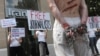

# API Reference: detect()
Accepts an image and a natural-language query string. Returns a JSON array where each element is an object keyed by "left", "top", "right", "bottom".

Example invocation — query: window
[{"left": 5, "top": 0, "right": 38, "bottom": 10}]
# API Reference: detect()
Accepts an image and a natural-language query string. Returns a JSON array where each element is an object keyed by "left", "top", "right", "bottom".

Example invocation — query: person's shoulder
[
  {"left": 36, "top": 30, "right": 40, "bottom": 33},
  {"left": 36, "top": 30, "right": 39, "bottom": 32}
]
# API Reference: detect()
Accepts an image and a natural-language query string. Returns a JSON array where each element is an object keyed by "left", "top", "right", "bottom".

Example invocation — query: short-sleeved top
[
  {"left": 88, "top": 28, "right": 96, "bottom": 38},
  {"left": 36, "top": 31, "right": 46, "bottom": 42},
  {"left": 9, "top": 37, "right": 21, "bottom": 47}
]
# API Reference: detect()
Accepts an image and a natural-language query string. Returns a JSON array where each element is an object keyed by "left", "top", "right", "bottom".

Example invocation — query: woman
[
  {"left": 35, "top": 30, "right": 49, "bottom": 56},
  {"left": 8, "top": 31, "right": 25, "bottom": 56}
]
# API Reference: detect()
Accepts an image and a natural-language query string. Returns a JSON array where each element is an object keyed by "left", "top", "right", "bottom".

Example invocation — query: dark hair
[
  {"left": 8, "top": 27, "right": 11, "bottom": 32},
  {"left": 40, "top": 30, "right": 44, "bottom": 32}
]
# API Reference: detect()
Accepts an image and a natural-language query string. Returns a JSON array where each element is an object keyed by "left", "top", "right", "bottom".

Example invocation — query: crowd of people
[
  {"left": 7, "top": 28, "right": 50, "bottom": 56},
  {"left": 7, "top": 0, "right": 100, "bottom": 56},
  {"left": 7, "top": 27, "right": 100, "bottom": 56}
]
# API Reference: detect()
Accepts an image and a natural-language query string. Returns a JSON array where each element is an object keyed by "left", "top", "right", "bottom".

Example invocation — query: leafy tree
[{"left": 86, "top": 0, "right": 100, "bottom": 16}]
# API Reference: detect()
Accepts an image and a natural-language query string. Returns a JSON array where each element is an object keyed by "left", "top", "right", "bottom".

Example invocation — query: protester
[
  {"left": 47, "top": 0, "right": 90, "bottom": 56},
  {"left": 44, "top": 42, "right": 49, "bottom": 56},
  {"left": 35, "top": 30, "right": 49, "bottom": 56},
  {"left": 95, "top": 28, "right": 100, "bottom": 40},
  {"left": 88, "top": 28, "right": 99, "bottom": 56},
  {"left": 8, "top": 28, "right": 25, "bottom": 56}
]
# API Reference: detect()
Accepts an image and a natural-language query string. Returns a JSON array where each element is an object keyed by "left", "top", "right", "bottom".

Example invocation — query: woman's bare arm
[{"left": 8, "top": 33, "right": 11, "bottom": 44}]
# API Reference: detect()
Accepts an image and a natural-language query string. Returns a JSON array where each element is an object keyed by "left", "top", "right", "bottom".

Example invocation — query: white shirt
[
  {"left": 88, "top": 29, "right": 96, "bottom": 38},
  {"left": 36, "top": 31, "right": 46, "bottom": 42},
  {"left": 10, "top": 37, "right": 21, "bottom": 47}
]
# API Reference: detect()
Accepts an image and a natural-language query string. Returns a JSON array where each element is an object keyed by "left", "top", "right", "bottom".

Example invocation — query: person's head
[
  {"left": 97, "top": 28, "right": 100, "bottom": 31},
  {"left": 39, "top": 30, "right": 44, "bottom": 32}
]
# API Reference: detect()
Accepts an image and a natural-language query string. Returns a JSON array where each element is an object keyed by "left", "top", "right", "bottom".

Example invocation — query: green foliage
[{"left": 86, "top": 0, "right": 100, "bottom": 16}]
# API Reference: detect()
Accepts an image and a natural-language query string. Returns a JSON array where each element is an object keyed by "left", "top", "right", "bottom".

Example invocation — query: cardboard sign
[
  {"left": 87, "top": 16, "right": 100, "bottom": 30},
  {"left": 0, "top": 18, "right": 16, "bottom": 28},
  {"left": 11, "top": 28, "right": 25, "bottom": 38},
  {"left": 27, "top": 10, "right": 52, "bottom": 30}
]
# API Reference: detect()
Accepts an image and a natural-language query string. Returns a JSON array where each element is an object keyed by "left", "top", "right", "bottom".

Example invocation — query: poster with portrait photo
[{"left": 87, "top": 16, "right": 100, "bottom": 30}]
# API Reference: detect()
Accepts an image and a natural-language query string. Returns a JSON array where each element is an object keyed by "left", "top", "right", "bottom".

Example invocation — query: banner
[
  {"left": 87, "top": 16, "right": 100, "bottom": 30},
  {"left": 11, "top": 28, "right": 25, "bottom": 38},
  {"left": 27, "top": 10, "right": 52, "bottom": 30},
  {"left": 0, "top": 18, "right": 16, "bottom": 28}
]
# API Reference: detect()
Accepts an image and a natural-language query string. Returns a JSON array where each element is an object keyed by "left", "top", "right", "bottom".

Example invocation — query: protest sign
[
  {"left": 11, "top": 28, "right": 25, "bottom": 38},
  {"left": 27, "top": 10, "right": 52, "bottom": 30},
  {"left": 87, "top": 16, "right": 100, "bottom": 30},
  {"left": 0, "top": 18, "right": 16, "bottom": 28}
]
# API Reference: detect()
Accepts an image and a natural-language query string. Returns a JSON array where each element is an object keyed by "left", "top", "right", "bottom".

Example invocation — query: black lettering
[
  {"left": 34, "top": 20, "right": 38, "bottom": 29},
  {"left": 13, "top": 11, "right": 20, "bottom": 16},
  {"left": 30, "top": 20, "right": 33, "bottom": 29},
  {"left": 44, "top": 20, "right": 51, "bottom": 29},
  {"left": 30, "top": 20, "right": 52, "bottom": 30},
  {"left": 37, "top": 20, "right": 45, "bottom": 29},
  {"left": 22, "top": 11, "right": 26, "bottom": 17},
  {"left": 30, "top": 20, "right": 38, "bottom": 29}
]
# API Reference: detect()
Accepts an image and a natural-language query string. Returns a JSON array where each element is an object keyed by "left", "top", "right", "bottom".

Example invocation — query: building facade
[
  {"left": 0, "top": 0, "right": 7, "bottom": 48},
  {"left": 0, "top": 1, "right": 54, "bottom": 56},
  {"left": 0, "top": 0, "right": 54, "bottom": 56},
  {"left": 0, "top": 0, "right": 100, "bottom": 56}
]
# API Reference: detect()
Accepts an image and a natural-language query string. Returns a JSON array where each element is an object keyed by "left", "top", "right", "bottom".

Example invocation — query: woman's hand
[{"left": 18, "top": 38, "right": 22, "bottom": 44}]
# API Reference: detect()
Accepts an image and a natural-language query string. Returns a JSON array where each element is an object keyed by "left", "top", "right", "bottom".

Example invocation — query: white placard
[
  {"left": 11, "top": 28, "right": 25, "bottom": 38},
  {"left": 0, "top": 18, "right": 16, "bottom": 28},
  {"left": 27, "top": 10, "right": 52, "bottom": 30},
  {"left": 19, "top": 28, "right": 25, "bottom": 37},
  {"left": 87, "top": 16, "right": 100, "bottom": 30}
]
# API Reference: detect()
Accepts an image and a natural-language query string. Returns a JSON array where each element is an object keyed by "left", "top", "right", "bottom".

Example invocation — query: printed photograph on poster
[
  {"left": 11, "top": 28, "right": 25, "bottom": 38},
  {"left": 27, "top": 10, "right": 52, "bottom": 30},
  {"left": 0, "top": 18, "right": 16, "bottom": 28},
  {"left": 87, "top": 16, "right": 100, "bottom": 30}
]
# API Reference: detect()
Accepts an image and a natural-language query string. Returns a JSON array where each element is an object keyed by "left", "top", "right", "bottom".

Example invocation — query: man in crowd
[
  {"left": 47, "top": 0, "right": 91, "bottom": 56},
  {"left": 88, "top": 28, "right": 99, "bottom": 56}
]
